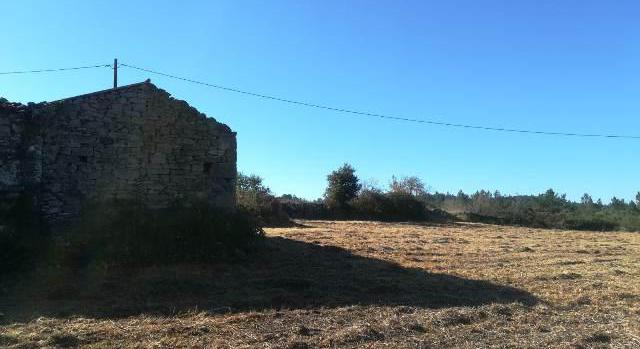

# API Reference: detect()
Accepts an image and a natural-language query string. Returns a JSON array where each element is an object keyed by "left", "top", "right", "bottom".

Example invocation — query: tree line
[{"left": 238, "top": 163, "right": 640, "bottom": 231}]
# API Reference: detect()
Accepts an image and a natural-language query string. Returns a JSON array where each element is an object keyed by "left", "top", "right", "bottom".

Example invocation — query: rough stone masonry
[{"left": 0, "top": 81, "right": 236, "bottom": 222}]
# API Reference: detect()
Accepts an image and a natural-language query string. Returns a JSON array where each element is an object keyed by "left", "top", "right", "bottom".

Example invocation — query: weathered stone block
[{"left": 0, "top": 81, "right": 237, "bottom": 222}]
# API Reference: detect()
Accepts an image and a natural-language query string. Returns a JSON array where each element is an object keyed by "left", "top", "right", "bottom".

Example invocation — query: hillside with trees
[{"left": 238, "top": 164, "right": 640, "bottom": 232}]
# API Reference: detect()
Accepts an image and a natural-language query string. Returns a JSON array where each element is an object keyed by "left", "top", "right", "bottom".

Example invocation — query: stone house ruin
[{"left": 0, "top": 81, "right": 237, "bottom": 222}]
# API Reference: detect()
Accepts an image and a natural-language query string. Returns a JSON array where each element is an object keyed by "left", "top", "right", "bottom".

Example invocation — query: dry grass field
[{"left": 1, "top": 220, "right": 640, "bottom": 348}]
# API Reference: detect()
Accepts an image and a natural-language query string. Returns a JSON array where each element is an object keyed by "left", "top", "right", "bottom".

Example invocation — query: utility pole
[{"left": 113, "top": 58, "right": 118, "bottom": 89}]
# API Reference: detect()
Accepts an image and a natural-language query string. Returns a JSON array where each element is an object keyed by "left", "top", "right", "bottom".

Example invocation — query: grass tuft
[{"left": 47, "top": 333, "right": 80, "bottom": 348}]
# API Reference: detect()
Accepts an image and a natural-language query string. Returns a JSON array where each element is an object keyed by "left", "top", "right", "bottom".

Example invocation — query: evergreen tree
[
  {"left": 581, "top": 193, "right": 594, "bottom": 206},
  {"left": 610, "top": 196, "right": 626, "bottom": 208},
  {"left": 324, "top": 163, "right": 361, "bottom": 211}
]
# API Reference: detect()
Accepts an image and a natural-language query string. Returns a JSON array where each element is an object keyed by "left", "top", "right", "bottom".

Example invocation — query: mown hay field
[{"left": 1, "top": 220, "right": 639, "bottom": 348}]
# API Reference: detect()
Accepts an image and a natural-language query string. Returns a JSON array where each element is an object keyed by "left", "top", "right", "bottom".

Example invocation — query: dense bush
[
  {"left": 236, "top": 173, "right": 291, "bottom": 226},
  {"left": 1, "top": 198, "right": 263, "bottom": 273},
  {"left": 564, "top": 216, "right": 619, "bottom": 231},
  {"left": 0, "top": 194, "right": 46, "bottom": 275},
  {"left": 350, "top": 190, "right": 431, "bottom": 221},
  {"left": 324, "top": 163, "right": 361, "bottom": 216},
  {"left": 55, "top": 200, "right": 263, "bottom": 268},
  {"left": 385, "top": 192, "right": 429, "bottom": 221},
  {"left": 424, "top": 189, "right": 640, "bottom": 231},
  {"left": 277, "top": 166, "right": 446, "bottom": 222},
  {"left": 350, "top": 188, "right": 391, "bottom": 220},
  {"left": 278, "top": 164, "right": 640, "bottom": 231},
  {"left": 279, "top": 195, "right": 327, "bottom": 220}
]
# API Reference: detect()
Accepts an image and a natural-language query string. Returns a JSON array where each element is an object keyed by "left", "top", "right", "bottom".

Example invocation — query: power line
[
  {"left": 2, "top": 61, "right": 638, "bottom": 140},
  {"left": 0, "top": 63, "right": 111, "bottom": 75},
  {"left": 118, "top": 63, "right": 640, "bottom": 140}
]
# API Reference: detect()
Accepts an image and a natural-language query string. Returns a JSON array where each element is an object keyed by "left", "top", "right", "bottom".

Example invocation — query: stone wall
[
  {"left": 0, "top": 103, "right": 31, "bottom": 199},
  {"left": 0, "top": 81, "right": 236, "bottom": 222}
]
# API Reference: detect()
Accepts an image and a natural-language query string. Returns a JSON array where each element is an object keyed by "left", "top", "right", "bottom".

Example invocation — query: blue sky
[{"left": 1, "top": 0, "right": 638, "bottom": 202}]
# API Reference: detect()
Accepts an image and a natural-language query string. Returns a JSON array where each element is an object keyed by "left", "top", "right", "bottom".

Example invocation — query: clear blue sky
[{"left": 1, "top": 1, "right": 638, "bottom": 202}]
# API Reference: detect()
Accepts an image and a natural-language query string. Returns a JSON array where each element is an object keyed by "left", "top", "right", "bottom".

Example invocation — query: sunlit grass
[{"left": 1, "top": 220, "right": 639, "bottom": 348}]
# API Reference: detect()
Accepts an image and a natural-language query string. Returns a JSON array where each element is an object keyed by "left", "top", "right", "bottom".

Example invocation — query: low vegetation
[
  {"left": 427, "top": 189, "right": 640, "bottom": 231},
  {"left": 0, "top": 194, "right": 45, "bottom": 275},
  {"left": 56, "top": 200, "right": 263, "bottom": 267},
  {"left": 2, "top": 221, "right": 639, "bottom": 348},
  {"left": 0, "top": 198, "right": 263, "bottom": 275},
  {"left": 236, "top": 172, "right": 290, "bottom": 227},
  {"left": 249, "top": 163, "right": 639, "bottom": 232},
  {"left": 2, "top": 165, "right": 638, "bottom": 347}
]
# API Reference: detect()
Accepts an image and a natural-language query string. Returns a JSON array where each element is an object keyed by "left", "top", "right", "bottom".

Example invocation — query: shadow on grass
[{"left": 1, "top": 236, "right": 538, "bottom": 321}]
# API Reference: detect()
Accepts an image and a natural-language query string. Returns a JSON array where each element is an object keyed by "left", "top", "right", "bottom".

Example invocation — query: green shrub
[
  {"left": 279, "top": 195, "right": 327, "bottom": 220},
  {"left": 236, "top": 173, "right": 291, "bottom": 226},
  {"left": 324, "top": 163, "right": 361, "bottom": 215},
  {"left": 564, "top": 217, "right": 618, "bottom": 231},
  {"left": 385, "top": 192, "right": 429, "bottom": 221},
  {"left": 53, "top": 200, "right": 263, "bottom": 268},
  {"left": 351, "top": 188, "right": 392, "bottom": 220},
  {"left": 0, "top": 194, "right": 46, "bottom": 275},
  {"left": 424, "top": 189, "right": 640, "bottom": 231},
  {"left": 349, "top": 190, "right": 436, "bottom": 222}
]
